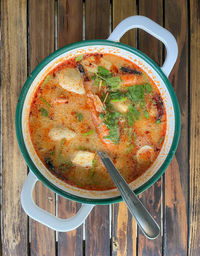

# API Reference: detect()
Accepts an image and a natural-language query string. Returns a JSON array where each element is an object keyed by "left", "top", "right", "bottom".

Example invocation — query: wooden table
[{"left": 1, "top": 0, "right": 199, "bottom": 255}]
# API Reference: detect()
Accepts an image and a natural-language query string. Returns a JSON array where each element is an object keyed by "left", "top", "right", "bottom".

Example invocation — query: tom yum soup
[{"left": 29, "top": 53, "right": 166, "bottom": 190}]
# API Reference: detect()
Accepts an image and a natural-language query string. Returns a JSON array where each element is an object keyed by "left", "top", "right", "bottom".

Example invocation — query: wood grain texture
[
  {"left": 1, "top": 0, "right": 28, "bottom": 255},
  {"left": 164, "top": 0, "right": 189, "bottom": 255},
  {"left": 29, "top": 1, "right": 56, "bottom": 255},
  {"left": 189, "top": 0, "right": 200, "bottom": 255},
  {"left": 112, "top": 203, "right": 137, "bottom": 256},
  {"left": 112, "top": 2, "right": 137, "bottom": 255},
  {"left": 85, "top": 1, "right": 110, "bottom": 255},
  {"left": 58, "top": 0, "right": 83, "bottom": 48},
  {"left": 57, "top": 1, "right": 83, "bottom": 255},
  {"left": 85, "top": 0, "right": 110, "bottom": 39},
  {"left": 137, "top": 1, "right": 163, "bottom": 255},
  {"left": 112, "top": 0, "right": 137, "bottom": 45}
]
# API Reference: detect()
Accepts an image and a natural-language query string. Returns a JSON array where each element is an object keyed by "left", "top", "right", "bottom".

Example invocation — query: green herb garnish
[
  {"left": 126, "top": 85, "right": 145, "bottom": 104},
  {"left": 156, "top": 119, "right": 161, "bottom": 124},
  {"left": 82, "top": 129, "right": 95, "bottom": 136},
  {"left": 76, "top": 112, "right": 83, "bottom": 121},
  {"left": 90, "top": 159, "right": 97, "bottom": 178},
  {"left": 98, "top": 66, "right": 111, "bottom": 76},
  {"left": 42, "top": 75, "right": 50, "bottom": 87},
  {"left": 40, "top": 96, "right": 52, "bottom": 108},
  {"left": 59, "top": 138, "right": 66, "bottom": 155},
  {"left": 92, "top": 66, "right": 122, "bottom": 91},
  {"left": 40, "top": 107, "right": 48, "bottom": 117},
  {"left": 75, "top": 54, "right": 84, "bottom": 62},
  {"left": 144, "top": 110, "right": 150, "bottom": 119},
  {"left": 126, "top": 144, "right": 134, "bottom": 153},
  {"left": 127, "top": 105, "right": 140, "bottom": 126},
  {"left": 144, "top": 83, "right": 152, "bottom": 93}
]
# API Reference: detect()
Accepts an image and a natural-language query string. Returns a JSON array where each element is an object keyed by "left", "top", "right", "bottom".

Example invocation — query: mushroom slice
[
  {"left": 136, "top": 145, "right": 155, "bottom": 165},
  {"left": 72, "top": 151, "right": 95, "bottom": 168},
  {"left": 57, "top": 68, "right": 85, "bottom": 95},
  {"left": 49, "top": 127, "right": 76, "bottom": 141},
  {"left": 111, "top": 101, "right": 129, "bottom": 113}
]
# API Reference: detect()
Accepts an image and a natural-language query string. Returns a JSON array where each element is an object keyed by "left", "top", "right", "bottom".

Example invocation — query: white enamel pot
[{"left": 16, "top": 16, "right": 180, "bottom": 232}]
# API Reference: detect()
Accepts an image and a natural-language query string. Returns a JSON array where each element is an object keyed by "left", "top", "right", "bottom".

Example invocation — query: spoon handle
[{"left": 97, "top": 151, "right": 160, "bottom": 239}]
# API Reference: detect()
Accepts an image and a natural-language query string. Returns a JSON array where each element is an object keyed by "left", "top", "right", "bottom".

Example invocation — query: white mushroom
[
  {"left": 111, "top": 101, "right": 129, "bottom": 113},
  {"left": 49, "top": 127, "right": 76, "bottom": 141},
  {"left": 57, "top": 68, "right": 85, "bottom": 95},
  {"left": 72, "top": 151, "right": 95, "bottom": 167}
]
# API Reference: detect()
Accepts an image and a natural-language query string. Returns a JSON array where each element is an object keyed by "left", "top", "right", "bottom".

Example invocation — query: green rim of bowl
[{"left": 15, "top": 39, "right": 181, "bottom": 205}]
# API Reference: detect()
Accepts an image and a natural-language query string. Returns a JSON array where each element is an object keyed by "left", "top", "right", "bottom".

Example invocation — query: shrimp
[
  {"left": 119, "top": 74, "right": 146, "bottom": 87},
  {"left": 84, "top": 81, "right": 117, "bottom": 150}
]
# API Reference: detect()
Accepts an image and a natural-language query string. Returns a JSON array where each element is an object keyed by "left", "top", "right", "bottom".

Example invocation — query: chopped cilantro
[
  {"left": 156, "top": 119, "right": 161, "bottom": 124},
  {"left": 126, "top": 85, "right": 145, "bottom": 104},
  {"left": 98, "top": 66, "right": 111, "bottom": 77},
  {"left": 76, "top": 112, "right": 83, "bottom": 121},
  {"left": 145, "top": 83, "right": 152, "bottom": 93},
  {"left": 144, "top": 110, "right": 150, "bottom": 119},
  {"left": 75, "top": 54, "right": 84, "bottom": 62},
  {"left": 127, "top": 105, "right": 140, "bottom": 126},
  {"left": 40, "top": 107, "right": 48, "bottom": 117},
  {"left": 82, "top": 129, "right": 95, "bottom": 136},
  {"left": 126, "top": 144, "right": 134, "bottom": 153}
]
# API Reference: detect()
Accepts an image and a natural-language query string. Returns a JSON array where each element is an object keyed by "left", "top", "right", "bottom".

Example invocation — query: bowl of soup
[{"left": 16, "top": 16, "right": 180, "bottom": 231}]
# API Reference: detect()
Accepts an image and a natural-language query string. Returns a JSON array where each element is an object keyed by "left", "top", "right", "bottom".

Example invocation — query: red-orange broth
[{"left": 29, "top": 53, "right": 166, "bottom": 190}]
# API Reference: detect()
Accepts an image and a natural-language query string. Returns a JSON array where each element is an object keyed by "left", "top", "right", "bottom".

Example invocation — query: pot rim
[{"left": 16, "top": 39, "right": 181, "bottom": 205}]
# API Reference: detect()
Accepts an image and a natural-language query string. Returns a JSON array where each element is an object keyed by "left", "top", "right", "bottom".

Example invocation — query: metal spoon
[{"left": 97, "top": 151, "right": 160, "bottom": 239}]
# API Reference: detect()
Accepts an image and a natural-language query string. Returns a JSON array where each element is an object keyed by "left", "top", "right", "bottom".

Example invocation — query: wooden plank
[
  {"left": 57, "top": 1, "right": 83, "bottom": 255},
  {"left": 112, "top": 1, "right": 137, "bottom": 255},
  {"left": 85, "top": 0, "right": 110, "bottom": 39},
  {"left": 1, "top": 0, "right": 28, "bottom": 255},
  {"left": 113, "top": 0, "right": 137, "bottom": 45},
  {"left": 189, "top": 0, "right": 200, "bottom": 255},
  {"left": 164, "top": 0, "right": 189, "bottom": 255},
  {"left": 137, "top": 1, "right": 163, "bottom": 255},
  {"left": 57, "top": 0, "right": 83, "bottom": 47},
  {"left": 85, "top": 1, "right": 110, "bottom": 255},
  {"left": 29, "top": 1, "right": 56, "bottom": 255}
]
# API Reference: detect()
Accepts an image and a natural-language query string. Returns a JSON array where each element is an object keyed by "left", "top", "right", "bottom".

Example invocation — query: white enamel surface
[
  {"left": 108, "top": 16, "right": 178, "bottom": 77},
  {"left": 21, "top": 172, "right": 94, "bottom": 232},
  {"left": 22, "top": 44, "right": 175, "bottom": 200}
]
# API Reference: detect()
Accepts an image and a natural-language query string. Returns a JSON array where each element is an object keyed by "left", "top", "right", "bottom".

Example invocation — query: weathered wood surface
[
  {"left": 1, "top": 0, "right": 199, "bottom": 255},
  {"left": 189, "top": 0, "right": 200, "bottom": 255},
  {"left": 29, "top": 1, "right": 56, "bottom": 255},
  {"left": 164, "top": 0, "right": 189, "bottom": 255},
  {"left": 57, "top": 1, "right": 83, "bottom": 255},
  {"left": 84, "top": 1, "right": 110, "bottom": 256},
  {"left": 1, "top": 0, "right": 28, "bottom": 255},
  {"left": 112, "top": 1, "right": 137, "bottom": 255},
  {"left": 137, "top": 1, "right": 163, "bottom": 255}
]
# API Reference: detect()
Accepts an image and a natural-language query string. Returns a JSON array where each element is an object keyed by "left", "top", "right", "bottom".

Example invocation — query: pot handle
[
  {"left": 108, "top": 15, "right": 178, "bottom": 77},
  {"left": 21, "top": 172, "right": 94, "bottom": 232}
]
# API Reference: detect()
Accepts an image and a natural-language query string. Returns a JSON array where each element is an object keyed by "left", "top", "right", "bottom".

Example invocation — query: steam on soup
[{"left": 29, "top": 53, "right": 166, "bottom": 190}]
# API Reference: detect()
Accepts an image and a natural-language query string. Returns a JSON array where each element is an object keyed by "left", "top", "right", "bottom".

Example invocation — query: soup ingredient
[
  {"left": 49, "top": 127, "right": 76, "bottom": 141},
  {"left": 42, "top": 75, "right": 51, "bottom": 87},
  {"left": 75, "top": 54, "right": 84, "bottom": 62},
  {"left": 136, "top": 145, "right": 155, "bottom": 165},
  {"left": 111, "top": 100, "right": 129, "bottom": 113},
  {"left": 29, "top": 53, "right": 166, "bottom": 191},
  {"left": 82, "top": 129, "right": 95, "bottom": 136},
  {"left": 40, "top": 107, "right": 48, "bottom": 117},
  {"left": 57, "top": 68, "right": 85, "bottom": 94},
  {"left": 120, "top": 66, "right": 142, "bottom": 75},
  {"left": 76, "top": 112, "right": 83, "bottom": 121},
  {"left": 72, "top": 151, "right": 95, "bottom": 167}
]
